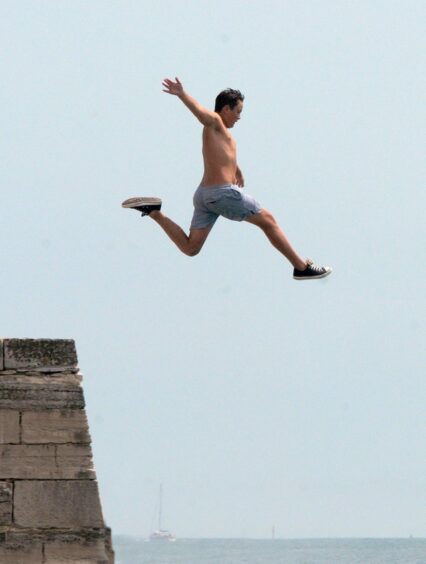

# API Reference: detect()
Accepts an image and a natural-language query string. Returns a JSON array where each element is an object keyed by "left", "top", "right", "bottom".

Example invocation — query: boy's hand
[
  {"left": 235, "top": 168, "right": 245, "bottom": 188},
  {"left": 162, "top": 78, "right": 219, "bottom": 128},
  {"left": 162, "top": 77, "right": 184, "bottom": 96}
]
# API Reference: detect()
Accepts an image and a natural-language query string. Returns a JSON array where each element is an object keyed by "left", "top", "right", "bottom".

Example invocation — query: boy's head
[
  {"left": 215, "top": 88, "right": 244, "bottom": 128},
  {"left": 214, "top": 88, "right": 244, "bottom": 113}
]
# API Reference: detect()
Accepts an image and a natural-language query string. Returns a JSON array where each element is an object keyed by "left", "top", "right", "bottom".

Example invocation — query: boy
[{"left": 122, "top": 77, "right": 331, "bottom": 280}]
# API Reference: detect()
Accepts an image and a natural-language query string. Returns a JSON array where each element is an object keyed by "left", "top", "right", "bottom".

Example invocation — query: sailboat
[{"left": 149, "top": 484, "right": 176, "bottom": 542}]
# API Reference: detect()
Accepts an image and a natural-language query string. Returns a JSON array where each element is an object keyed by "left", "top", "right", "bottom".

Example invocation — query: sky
[{"left": 1, "top": 0, "right": 425, "bottom": 539}]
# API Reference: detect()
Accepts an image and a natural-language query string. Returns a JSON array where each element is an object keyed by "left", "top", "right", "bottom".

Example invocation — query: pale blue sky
[{"left": 1, "top": 0, "right": 425, "bottom": 538}]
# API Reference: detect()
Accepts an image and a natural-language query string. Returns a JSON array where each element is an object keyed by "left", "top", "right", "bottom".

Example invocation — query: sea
[{"left": 113, "top": 537, "right": 426, "bottom": 564}]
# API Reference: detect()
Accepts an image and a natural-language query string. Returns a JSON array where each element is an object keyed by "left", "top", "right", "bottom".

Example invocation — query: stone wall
[{"left": 0, "top": 338, "right": 114, "bottom": 563}]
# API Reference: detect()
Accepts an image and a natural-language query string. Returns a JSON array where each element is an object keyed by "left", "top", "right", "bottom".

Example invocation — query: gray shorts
[{"left": 190, "top": 184, "right": 262, "bottom": 230}]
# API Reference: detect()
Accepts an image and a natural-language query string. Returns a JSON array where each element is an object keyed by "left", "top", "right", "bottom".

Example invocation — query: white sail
[{"left": 149, "top": 484, "right": 176, "bottom": 542}]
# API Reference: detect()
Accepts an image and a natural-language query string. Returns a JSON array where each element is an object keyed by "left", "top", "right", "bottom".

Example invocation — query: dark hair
[{"left": 214, "top": 88, "right": 244, "bottom": 113}]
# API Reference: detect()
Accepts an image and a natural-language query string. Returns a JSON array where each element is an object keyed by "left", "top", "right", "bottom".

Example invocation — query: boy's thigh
[
  {"left": 190, "top": 205, "right": 219, "bottom": 230},
  {"left": 207, "top": 186, "right": 261, "bottom": 222},
  {"left": 244, "top": 208, "right": 274, "bottom": 227}
]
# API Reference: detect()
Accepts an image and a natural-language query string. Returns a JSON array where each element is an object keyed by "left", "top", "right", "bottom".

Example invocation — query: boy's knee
[
  {"left": 185, "top": 245, "right": 201, "bottom": 257},
  {"left": 261, "top": 210, "right": 278, "bottom": 228}
]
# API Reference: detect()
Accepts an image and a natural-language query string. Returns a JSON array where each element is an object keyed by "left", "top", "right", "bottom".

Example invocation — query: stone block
[
  {"left": 0, "top": 339, "right": 3, "bottom": 370},
  {"left": 22, "top": 410, "right": 90, "bottom": 444},
  {"left": 0, "top": 444, "right": 95, "bottom": 479},
  {"left": 0, "top": 542, "right": 43, "bottom": 564},
  {"left": 44, "top": 537, "right": 110, "bottom": 563},
  {"left": 0, "top": 372, "right": 82, "bottom": 386},
  {"left": 0, "top": 481, "right": 13, "bottom": 525},
  {"left": 2, "top": 529, "right": 113, "bottom": 564},
  {"left": 0, "top": 382, "right": 84, "bottom": 410},
  {"left": 56, "top": 444, "right": 95, "bottom": 479},
  {"left": 0, "top": 410, "right": 20, "bottom": 443},
  {"left": 14, "top": 480, "right": 105, "bottom": 528},
  {"left": 3, "top": 339, "right": 78, "bottom": 372}
]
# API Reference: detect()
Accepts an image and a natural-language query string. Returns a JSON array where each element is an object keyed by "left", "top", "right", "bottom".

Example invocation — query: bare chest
[{"left": 203, "top": 127, "right": 236, "bottom": 154}]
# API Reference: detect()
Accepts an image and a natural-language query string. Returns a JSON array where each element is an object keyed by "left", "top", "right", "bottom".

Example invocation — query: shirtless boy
[{"left": 122, "top": 77, "right": 332, "bottom": 280}]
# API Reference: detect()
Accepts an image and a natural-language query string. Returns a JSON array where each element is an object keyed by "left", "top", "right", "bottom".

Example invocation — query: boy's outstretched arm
[{"left": 162, "top": 77, "right": 220, "bottom": 128}]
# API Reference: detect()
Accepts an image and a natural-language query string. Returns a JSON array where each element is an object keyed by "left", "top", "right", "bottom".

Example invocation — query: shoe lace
[{"left": 306, "top": 259, "right": 323, "bottom": 273}]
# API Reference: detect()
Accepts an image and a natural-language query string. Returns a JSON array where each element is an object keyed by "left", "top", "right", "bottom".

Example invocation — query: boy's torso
[{"left": 200, "top": 123, "right": 237, "bottom": 187}]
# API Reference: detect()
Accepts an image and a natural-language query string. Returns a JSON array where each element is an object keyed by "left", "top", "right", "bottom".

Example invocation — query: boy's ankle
[{"left": 294, "top": 260, "right": 307, "bottom": 271}]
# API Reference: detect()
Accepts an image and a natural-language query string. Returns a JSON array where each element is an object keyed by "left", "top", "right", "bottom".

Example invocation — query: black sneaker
[
  {"left": 121, "top": 197, "right": 162, "bottom": 216},
  {"left": 293, "top": 259, "right": 332, "bottom": 280}
]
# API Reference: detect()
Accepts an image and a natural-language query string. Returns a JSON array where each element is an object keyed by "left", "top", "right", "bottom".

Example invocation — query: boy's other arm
[
  {"left": 235, "top": 165, "right": 245, "bottom": 188},
  {"left": 162, "top": 77, "right": 220, "bottom": 128}
]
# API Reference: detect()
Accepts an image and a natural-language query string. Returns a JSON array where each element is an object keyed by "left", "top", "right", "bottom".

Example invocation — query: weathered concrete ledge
[
  {"left": 0, "top": 338, "right": 114, "bottom": 563},
  {"left": 1, "top": 338, "right": 78, "bottom": 372}
]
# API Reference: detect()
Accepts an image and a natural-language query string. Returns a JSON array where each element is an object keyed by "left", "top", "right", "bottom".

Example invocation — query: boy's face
[{"left": 221, "top": 100, "right": 244, "bottom": 128}]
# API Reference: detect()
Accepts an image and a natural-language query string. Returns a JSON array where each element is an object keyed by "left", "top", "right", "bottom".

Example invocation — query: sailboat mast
[{"left": 158, "top": 484, "right": 163, "bottom": 530}]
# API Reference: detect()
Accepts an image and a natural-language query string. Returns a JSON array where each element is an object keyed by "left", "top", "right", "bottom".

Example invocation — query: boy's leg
[
  {"left": 150, "top": 210, "right": 213, "bottom": 257},
  {"left": 245, "top": 209, "right": 307, "bottom": 270}
]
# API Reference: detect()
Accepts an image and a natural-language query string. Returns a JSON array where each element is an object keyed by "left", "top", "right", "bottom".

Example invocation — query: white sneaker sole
[
  {"left": 293, "top": 267, "right": 333, "bottom": 280},
  {"left": 121, "top": 197, "right": 162, "bottom": 208}
]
